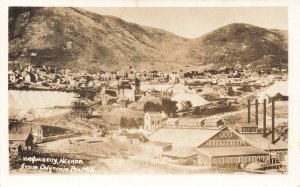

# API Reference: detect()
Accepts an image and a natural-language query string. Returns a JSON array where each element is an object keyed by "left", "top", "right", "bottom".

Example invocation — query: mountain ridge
[{"left": 9, "top": 7, "right": 288, "bottom": 72}]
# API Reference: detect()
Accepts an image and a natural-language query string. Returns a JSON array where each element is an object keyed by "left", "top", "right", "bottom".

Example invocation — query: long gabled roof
[
  {"left": 257, "top": 81, "right": 288, "bottom": 98},
  {"left": 148, "top": 126, "right": 226, "bottom": 147}
]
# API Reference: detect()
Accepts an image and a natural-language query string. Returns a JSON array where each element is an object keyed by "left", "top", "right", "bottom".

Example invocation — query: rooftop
[
  {"left": 257, "top": 81, "right": 288, "bottom": 98},
  {"left": 243, "top": 134, "right": 288, "bottom": 150},
  {"left": 9, "top": 132, "right": 29, "bottom": 141},
  {"left": 238, "top": 122, "right": 258, "bottom": 128},
  {"left": 143, "top": 141, "right": 172, "bottom": 147},
  {"left": 105, "top": 89, "right": 117, "bottom": 97},
  {"left": 203, "top": 118, "right": 224, "bottom": 123},
  {"left": 196, "top": 146, "right": 268, "bottom": 157},
  {"left": 162, "top": 150, "right": 198, "bottom": 158},
  {"left": 148, "top": 126, "right": 226, "bottom": 147},
  {"left": 122, "top": 132, "right": 145, "bottom": 139},
  {"left": 178, "top": 118, "right": 204, "bottom": 123},
  {"left": 165, "top": 118, "right": 180, "bottom": 123}
]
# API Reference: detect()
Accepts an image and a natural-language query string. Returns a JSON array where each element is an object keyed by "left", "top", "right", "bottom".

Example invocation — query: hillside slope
[
  {"left": 188, "top": 23, "right": 288, "bottom": 69},
  {"left": 9, "top": 8, "right": 288, "bottom": 71}
]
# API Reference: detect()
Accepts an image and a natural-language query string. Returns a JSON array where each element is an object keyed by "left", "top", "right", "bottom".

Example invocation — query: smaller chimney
[
  {"left": 263, "top": 99, "right": 267, "bottom": 137},
  {"left": 248, "top": 99, "right": 251, "bottom": 123},
  {"left": 272, "top": 99, "right": 275, "bottom": 144},
  {"left": 255, "top": 99, "right": 258, "bottom": 127}
]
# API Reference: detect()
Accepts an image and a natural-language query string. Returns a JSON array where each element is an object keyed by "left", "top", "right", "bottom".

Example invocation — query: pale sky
[{"left": 83, "top": 7, "right": 287, "bottom": 39}]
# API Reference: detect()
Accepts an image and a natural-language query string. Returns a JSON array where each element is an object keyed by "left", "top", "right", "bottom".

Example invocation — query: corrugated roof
[
  {"left": 196, "top": 146, "right": 268, "bottom": 157},
  {"left": 148, "top": 127, "right": 225, "bottom": 147}
]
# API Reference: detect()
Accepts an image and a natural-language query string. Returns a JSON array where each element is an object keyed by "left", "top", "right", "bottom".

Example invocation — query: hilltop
[
  {"left": 9, "top": 7, "right": 288, "bottom": 72},
  {"left": 188, "top": 23, "right": 288, "bottom": 69}
]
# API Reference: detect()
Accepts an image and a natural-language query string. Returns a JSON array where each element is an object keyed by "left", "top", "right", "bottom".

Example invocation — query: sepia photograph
[{"left": 7, "top": 6, "right": 289, "bottom": 175}]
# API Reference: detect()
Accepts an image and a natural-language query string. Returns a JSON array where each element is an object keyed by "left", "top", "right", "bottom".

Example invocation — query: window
[{"left": 224, "top": 131, "right": 228, "bottom": 137}]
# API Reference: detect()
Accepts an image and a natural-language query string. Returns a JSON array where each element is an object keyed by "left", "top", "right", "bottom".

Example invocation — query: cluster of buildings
[
  {"left": 140, "top": 105, "right": 287, "bottom": 169},
  {"left": 8, "top": 60, "right": 288, "bottom": 172},
  {"left": 8, "top": 62, "right": 288, "bottom": 113},
  {"left": 8, "top": 62, "right": 180, "bottom": 91},
  {"left": 184, "top": 67, "right": 287, "bottom": 87}
]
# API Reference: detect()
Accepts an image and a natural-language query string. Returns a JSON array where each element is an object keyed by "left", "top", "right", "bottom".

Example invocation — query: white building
[{"left": 144, "top": 112, "right": 166, "bottom": 131}]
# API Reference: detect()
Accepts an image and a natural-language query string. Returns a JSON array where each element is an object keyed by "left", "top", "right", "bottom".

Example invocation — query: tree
[
  {"left": 186, "top": 101, "right": 192, "bottom": 109},
  {"left": 144, "top": 102, "right": 163, "bottom": 112},
  {"left": 120, "top": 116, "right": 127, "bottom": 128},
  {"left": 136, "top": 118, "right": 144, "bottom": 128},
  {"left": 120, "top": 117, "right": 140, "bottom": 129},
  {"left": 128, "top": 118, "right": 138, "bottom": 129},
  {"left": 162, "top": 99, "right": 177, "bottom": 117}
]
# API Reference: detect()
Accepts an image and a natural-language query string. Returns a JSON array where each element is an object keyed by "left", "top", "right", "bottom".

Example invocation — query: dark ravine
[{"left": 9, "top": 7, "right": 288, "bottom": 72}]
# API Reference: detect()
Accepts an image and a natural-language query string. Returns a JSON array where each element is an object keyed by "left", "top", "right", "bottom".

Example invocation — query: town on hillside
[{"left": 9, "top": 61, "right": 288, "bottom": 174}]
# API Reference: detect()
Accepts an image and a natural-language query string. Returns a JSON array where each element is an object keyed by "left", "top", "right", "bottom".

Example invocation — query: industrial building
[{"left": 143, "top": 99, "right": 287, "bottom": 169}]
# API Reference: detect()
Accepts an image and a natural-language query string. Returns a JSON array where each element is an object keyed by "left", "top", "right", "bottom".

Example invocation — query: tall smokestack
[
  {"left": 255, "top": 99, "right": 258, "bottom": 127},
  {"left": 248, "top": 99, "right": 251, "bottom": 124},
  {"left": 272, "top": 99, "right": 275, "bottom": 144},
  {"left": 263, "top": 99, "right": 267, "bottom": 137}
]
